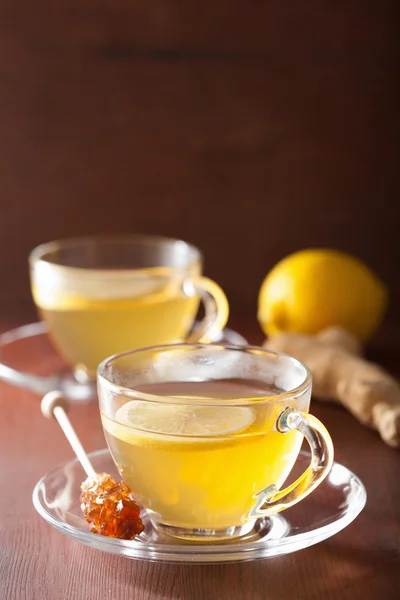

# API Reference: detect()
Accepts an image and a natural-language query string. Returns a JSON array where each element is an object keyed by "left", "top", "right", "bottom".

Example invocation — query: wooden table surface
[{"left": 1, "top": 321, "right": 399, "bottom": 600}]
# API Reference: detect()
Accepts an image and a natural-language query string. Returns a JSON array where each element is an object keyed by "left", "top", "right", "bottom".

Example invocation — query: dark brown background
[{"left": 0, "top": 1, "right": 398, "bottom": 321}]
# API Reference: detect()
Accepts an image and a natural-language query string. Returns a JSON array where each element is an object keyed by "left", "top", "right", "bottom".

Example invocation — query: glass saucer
[
  {"left": 32, "top": 449, "right": 366, "bottom": 564},
  {"left": 0, "top": 322, "right": 247, "bottom": 401}
]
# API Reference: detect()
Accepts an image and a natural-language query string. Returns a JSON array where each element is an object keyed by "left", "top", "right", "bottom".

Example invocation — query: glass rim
[
  {"left": 28, "top": 234, "right": 202, "bottom": 275},
  {"left": 97, "top": 343, "right": 312, "bottom": 406}
]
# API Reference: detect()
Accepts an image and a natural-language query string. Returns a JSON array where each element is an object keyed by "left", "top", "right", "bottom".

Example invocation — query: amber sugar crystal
[{"left": 80, "top": 473, "right": 144, "bottom": 540}]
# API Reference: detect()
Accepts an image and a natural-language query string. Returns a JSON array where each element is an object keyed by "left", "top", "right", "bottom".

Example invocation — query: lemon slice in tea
[{"left": 115, "top": 400, "right": 255, "bottom": 437}]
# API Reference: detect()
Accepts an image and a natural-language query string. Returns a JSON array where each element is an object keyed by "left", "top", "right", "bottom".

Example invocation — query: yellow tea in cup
[
  {"left": 98, "top": 345, "right": 334, "bottom": 541},
  {"left": 33, "top": 275, "right": 199, "bottom": 377},
  {"left": 29, "top": 236, "right": 228, "bottom": 378},
  {"left": 102, "top": 380, "right": 304, "bottom": 531}
]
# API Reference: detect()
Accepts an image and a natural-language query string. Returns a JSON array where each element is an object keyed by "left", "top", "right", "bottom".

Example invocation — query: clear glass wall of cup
[
  {"left": 29, "top": 235, "right": 229, "bottom": 382},
  {"left": 98, "top": 344, "right": 334, "bottom": 542}
]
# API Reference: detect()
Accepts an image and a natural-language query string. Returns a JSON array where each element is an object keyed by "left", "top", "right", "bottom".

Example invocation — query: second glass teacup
[
  {"left": 98, "top": 344, "right": 333, "bottom": 542},
  {"left": 29, "top": 235, "right": 228, "bottom": 380}
]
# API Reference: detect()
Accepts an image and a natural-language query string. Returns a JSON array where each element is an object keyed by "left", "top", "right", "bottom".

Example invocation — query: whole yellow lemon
[{"left": 258, "top": 249, "right": 388, "bottom": 342}]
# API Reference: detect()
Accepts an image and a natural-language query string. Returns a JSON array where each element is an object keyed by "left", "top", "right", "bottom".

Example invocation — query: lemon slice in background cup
[{"left": 258, "top": 249, "right": 388, "bottom": 342}]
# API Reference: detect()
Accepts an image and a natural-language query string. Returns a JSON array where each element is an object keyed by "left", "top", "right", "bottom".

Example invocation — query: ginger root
[{"left": 264, "top": 326, "right": 400, "bottom": 448}]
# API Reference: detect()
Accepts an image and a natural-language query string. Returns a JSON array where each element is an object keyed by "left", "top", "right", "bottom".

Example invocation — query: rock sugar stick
[{"left": 41, "top": 391, "right": 144, "bottom": 539}]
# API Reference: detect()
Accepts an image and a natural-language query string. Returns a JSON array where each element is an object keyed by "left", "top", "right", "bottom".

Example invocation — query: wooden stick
[{"left": 41, "top": 391, "right": 96, "bottom": 479}]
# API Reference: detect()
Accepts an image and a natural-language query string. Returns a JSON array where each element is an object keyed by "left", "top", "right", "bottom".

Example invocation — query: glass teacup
[
  {"left": 98, "top": 344, "right": 333, "bottom": 542},
  {"left": 29, "top": 235, "right": 228, "bottom": 380}
]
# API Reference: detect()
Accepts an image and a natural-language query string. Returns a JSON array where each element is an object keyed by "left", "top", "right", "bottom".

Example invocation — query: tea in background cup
[
  {"left": 29, "top": 235, "right": 229, "bottom": 379},
  {"left": 98, "top": 344, "right": 334, "bottom": 541}
]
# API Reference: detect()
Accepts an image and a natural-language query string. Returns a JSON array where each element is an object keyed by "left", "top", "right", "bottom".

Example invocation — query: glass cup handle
[
  {"left": 184, "top": 276, "right": 229, "bottom": 343},
  {"left": 251, "top": 408, "right": 334, "bottom": 517}
]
